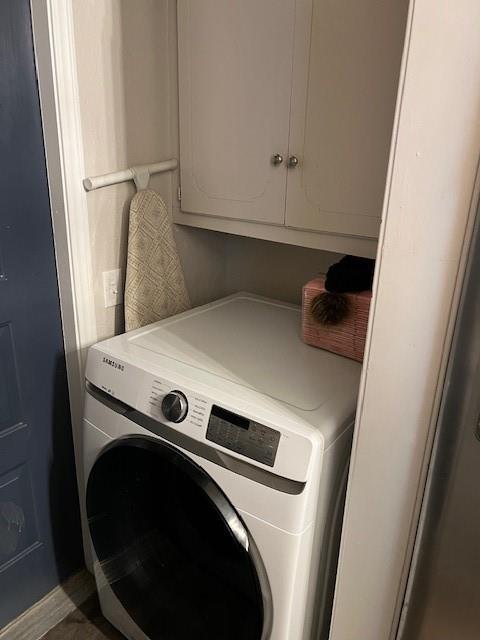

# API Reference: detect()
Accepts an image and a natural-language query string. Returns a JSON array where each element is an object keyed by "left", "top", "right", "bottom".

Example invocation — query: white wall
[
  {"left": 71, "top": 0, "right": 337, "bottom": 340},
  {"left": 223, "top": 235, "right": 338, "bottom": 304},
  {"left": 73, "top": 0, "right": 173, "bottom": 339}
]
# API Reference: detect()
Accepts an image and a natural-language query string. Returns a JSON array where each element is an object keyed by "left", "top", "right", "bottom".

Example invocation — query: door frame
[
  {"left": 328, "top": 0, "right": 480, "bottom": 637},
  {"left": 29, "top": 1, "right": 480, "bottom": 639},
  {"left": 29, "top": 0, "right": 97, "bottom": 549}
]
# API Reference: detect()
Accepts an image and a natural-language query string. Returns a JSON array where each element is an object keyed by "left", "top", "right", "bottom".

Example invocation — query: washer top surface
[{"left": 126, "top": 294, "right": 361, "bottom": 412}]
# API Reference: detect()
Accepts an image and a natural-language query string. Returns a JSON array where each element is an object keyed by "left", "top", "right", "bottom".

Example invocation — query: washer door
[{"left": 86, "top": 436, "right": 271, "bottom": 640}]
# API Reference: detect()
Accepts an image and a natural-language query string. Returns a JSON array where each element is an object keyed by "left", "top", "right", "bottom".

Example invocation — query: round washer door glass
[{"left": 87, "top": 436, "right": 269, "bottom": 640}]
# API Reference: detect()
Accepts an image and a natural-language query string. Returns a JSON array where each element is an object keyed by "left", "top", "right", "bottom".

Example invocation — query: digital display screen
[
  {"left": 210, "top": 405, "right": 250, "bottom": 430},
  {"left": 206, "top": 405, "right": 280, "bottom": 467}
]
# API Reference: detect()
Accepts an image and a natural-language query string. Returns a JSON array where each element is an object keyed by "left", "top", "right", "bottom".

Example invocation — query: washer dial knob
[{"left": 161, "top": 390, "right": 188, "bottom": 423}]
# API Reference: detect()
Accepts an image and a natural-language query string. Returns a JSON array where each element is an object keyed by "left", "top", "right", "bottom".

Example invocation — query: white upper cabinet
[
  {"left": 177, "top": 0, "right": 408, "bottom": 251},
  {"left": 177, "top": 0, "right": 295, "bottom": 224},
  {"left": 286, "top": 0, "right": 409, "bottom": 238}
]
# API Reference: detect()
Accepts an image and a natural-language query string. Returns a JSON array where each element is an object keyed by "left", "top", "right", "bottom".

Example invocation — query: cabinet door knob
[
  {"left": 271, "top": 153, "right": 284, "bottom": 166},
  {"left": 287, "top": 155, "right": 299, "bottom": 168}
]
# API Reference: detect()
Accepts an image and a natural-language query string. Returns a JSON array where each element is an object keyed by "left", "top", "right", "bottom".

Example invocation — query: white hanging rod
[{"left": 83, "top": 159, "right": 178, "bottom": 192}]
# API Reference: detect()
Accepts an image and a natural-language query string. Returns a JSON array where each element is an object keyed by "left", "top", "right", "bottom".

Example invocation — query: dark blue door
[{"left": 0, "top": 0, "right": 83, "bottom": 628}]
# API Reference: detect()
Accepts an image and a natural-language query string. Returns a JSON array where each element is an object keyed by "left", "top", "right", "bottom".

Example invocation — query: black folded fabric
[
  {"left": 324, "top": 255, "right": 375, "bottom": 293},
  {"left": 310, "top": 256, "right": 375, "bottom": 325}
]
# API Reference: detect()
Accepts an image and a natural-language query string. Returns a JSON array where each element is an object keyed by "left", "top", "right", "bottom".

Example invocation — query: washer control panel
[
  {"left": 146, "top": 379, "right": 280, "bottom": 467},
  {"left": 206, "top": 405, "right": 280, "bottom": 467},
  {"left": 87, "top": 346, "right": 314, "bottom": 480}
]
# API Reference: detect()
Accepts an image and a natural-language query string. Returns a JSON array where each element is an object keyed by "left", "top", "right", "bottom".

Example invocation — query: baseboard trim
[{"left": 0, "top": 569, "right": 95, "bottom": 640}]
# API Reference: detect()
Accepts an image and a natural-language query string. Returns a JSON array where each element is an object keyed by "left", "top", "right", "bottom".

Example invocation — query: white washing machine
[{"left": 81, "top": 293, "right": 361, "bottom": 640}]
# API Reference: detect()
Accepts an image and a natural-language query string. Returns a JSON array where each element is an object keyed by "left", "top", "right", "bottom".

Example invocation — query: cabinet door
[
  {"left": 286, "top": 0, "right": 408, "bottom": 238},
  {"left": 178, "top": 1, "right": 295, "bottom": 225}
]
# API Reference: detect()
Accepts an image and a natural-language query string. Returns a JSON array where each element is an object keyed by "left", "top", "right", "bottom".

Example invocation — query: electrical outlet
[{"left": 103, "top": 269, "right": 123, "bottom": 308}]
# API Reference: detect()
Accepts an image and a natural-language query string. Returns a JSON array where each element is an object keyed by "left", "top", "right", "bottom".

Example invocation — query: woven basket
[{"left": 302, "top": 277, "right": 372, "bottom": 362}]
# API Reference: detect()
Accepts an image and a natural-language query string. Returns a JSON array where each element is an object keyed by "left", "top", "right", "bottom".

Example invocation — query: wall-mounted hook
[{"left": 83, "top": 159, "right": 178, "bottom": 192}]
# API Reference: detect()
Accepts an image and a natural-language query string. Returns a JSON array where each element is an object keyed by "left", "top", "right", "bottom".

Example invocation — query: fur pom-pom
[{"left": 310, "top": 292, "right": 350, "bottom": 325}]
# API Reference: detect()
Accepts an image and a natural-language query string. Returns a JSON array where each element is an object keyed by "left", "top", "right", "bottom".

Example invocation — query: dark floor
[{"left": 41, "top": 596, "right": 123, "bottom": 640}]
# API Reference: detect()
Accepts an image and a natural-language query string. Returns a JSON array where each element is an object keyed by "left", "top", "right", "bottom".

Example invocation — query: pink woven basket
[{"left": 302, "top": 277, "right": 372, "bottom": 362}]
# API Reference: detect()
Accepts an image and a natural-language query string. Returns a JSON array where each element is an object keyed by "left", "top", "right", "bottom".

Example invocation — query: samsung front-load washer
[{"left": 81, "top": 293, "right": 361, "bottom": 640}]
